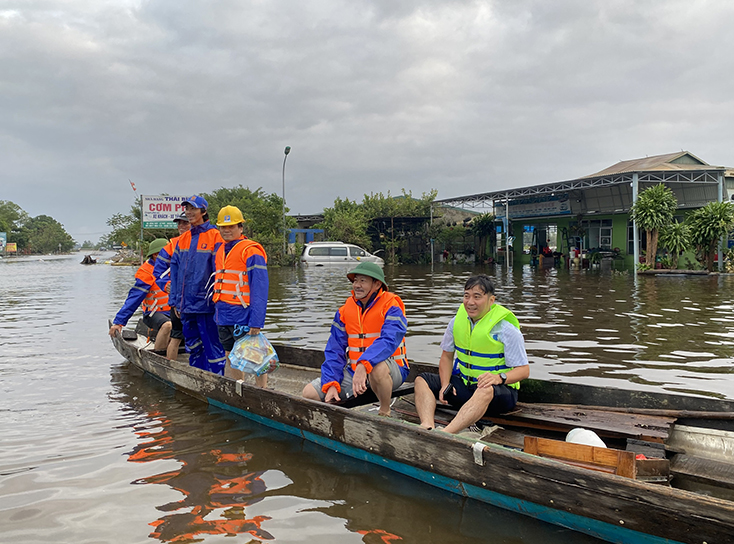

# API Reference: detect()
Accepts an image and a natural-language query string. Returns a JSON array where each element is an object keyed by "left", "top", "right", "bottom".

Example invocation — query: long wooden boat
[{"left": 111, "top": 325, "right": 734, "bottom": 544}]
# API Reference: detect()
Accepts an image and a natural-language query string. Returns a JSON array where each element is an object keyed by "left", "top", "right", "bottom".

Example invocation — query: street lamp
[{"left": 282, "top": 146, "right": 291, "bottom": 256}]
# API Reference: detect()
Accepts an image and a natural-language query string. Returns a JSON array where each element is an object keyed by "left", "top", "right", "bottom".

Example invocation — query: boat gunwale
[{"left": 111, "top": 331, "right": 734, "bottom": 544}]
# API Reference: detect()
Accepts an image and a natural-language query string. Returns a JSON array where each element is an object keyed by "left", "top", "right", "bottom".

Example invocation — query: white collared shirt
[{"left": 439, "top": 316, "right": 529, "bottom": 368}]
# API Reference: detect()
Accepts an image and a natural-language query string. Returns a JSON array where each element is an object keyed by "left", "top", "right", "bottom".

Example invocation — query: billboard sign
[
  {"left": 0, "top": 232, "right": 5, "bottom": 253},
  {"left": 6, "top": 242, "right": 17, "bottom": 253},
  {"left": 495, "top": 193, "right": 572, "bottom": 219},
  {"left": 142, "top": 195, "right": 188, "bottom": 229}
]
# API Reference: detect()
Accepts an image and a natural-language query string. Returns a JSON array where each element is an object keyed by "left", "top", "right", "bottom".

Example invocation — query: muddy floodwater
[{"left": 2, "top": 254, "right": 732, "bottom": 543}]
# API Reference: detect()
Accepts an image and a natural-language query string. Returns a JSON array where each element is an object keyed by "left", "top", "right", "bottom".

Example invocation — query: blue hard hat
[{"left": 182, "top": 195, "right": 208, "bottom": 209}]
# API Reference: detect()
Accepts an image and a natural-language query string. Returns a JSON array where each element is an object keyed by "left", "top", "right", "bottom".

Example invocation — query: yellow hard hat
[{"left": 216, "top": 205, "right": 245, "bottom": 226}]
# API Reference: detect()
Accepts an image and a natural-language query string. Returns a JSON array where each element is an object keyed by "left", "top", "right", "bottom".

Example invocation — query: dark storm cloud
[{"left": 1, "top": 0, "right": 733, "bottom": 241}]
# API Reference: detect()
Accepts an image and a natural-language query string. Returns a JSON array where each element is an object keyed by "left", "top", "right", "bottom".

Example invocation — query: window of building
[
  {"left": 584, "top": 219, "right": 612, "bottom": 250},
  {"left": 627, "top": 222, "right": 644, "bottom": 254},
  {"left": 522, "top": 225, "right": 535, "bottom": 254}
]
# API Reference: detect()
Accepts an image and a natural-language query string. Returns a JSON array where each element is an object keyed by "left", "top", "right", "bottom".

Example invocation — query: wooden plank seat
[
  {"left": 488, "top": 402, "right": 676, "bottom": 443},
  {"left": 524, "top": 436, "right": 637, "bottom": 479},
  {"left": 338, "top": 382, "right": 415, "bottom": 409}
]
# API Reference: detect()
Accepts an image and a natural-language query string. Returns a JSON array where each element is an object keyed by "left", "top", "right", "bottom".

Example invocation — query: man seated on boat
[
  {"left": 302, "top": 262, "right": 409, "bottom": 417},
  {"left": 415, "top": 274, "right": 529, "bottom": 433},
  {"left": 153, "top": 211, "right": 190, "bottom": 360},
  {"left": 168, "top": 195, "right": 228, "bottom": 374},
  {"left": 211, "top": 205, "right": 271, "bottom": 388},
  {"left": 109, "top": 238, "right": 172, "bottom": 354}
]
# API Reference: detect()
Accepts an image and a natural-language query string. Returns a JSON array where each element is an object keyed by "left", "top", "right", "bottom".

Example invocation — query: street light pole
[{"left": 282, "top": 146, "right": 291, "bottom": 257}]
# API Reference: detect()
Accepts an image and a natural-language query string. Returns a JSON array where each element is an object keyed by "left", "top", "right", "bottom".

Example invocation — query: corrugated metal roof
[{"left": 584, "top": 151, "right": 714, "bottom": 177}]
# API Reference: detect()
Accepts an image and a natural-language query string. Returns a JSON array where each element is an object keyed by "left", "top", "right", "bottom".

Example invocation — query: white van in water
[{"left": 300, "top": 241, "right": 384, "bottom": 266}]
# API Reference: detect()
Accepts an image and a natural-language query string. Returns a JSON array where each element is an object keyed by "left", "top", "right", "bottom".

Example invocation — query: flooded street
[
  {"left": 2, "top": 254, "right": 733, "bottom": 543},
  {"left": 268, "top": 263, "right": 734, "bottom": 399}
]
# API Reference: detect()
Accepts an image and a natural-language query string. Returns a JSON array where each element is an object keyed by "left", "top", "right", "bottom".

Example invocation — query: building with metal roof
[{"left": 435, "top": 152, "right": 733, "bottom": 269}]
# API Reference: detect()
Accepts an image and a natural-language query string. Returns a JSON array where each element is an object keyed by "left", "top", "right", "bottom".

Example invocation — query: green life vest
[{"left": 453, "top": 303, "right": 521, "bottom": 389}]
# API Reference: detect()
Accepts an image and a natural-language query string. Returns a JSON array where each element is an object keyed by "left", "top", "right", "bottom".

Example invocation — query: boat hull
[{"left": 111, "top": 333, "right": 734, "bottom": 544}]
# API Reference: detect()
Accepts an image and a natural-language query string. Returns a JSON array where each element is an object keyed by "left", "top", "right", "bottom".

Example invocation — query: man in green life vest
[{"left": 415, "top": 274, "right": 530, "bottom": 434}]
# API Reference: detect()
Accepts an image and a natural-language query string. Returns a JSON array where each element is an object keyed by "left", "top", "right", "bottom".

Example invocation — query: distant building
[{"left": 437, "top": 151, "right": 733, "bottom": 269}]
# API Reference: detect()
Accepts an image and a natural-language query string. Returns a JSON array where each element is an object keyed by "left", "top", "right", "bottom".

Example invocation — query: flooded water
[
  {"left": 268, "top": 263, "right": 734, "bottom": 400},
  {"left": 1, "top": 254, "right": 733, "bottom": 543}
]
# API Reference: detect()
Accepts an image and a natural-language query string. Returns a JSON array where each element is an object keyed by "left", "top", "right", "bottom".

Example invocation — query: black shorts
[
  {"left": 218, "top": 325, "right": 250, "bottom": 352},
  {"left": 170, "top": 311, "right": 183, "bottom": 340},
  {"left": 142, "top": 312, "right": 170, "bottom": 332},
  {"left": 419, "top": 372, "right": 518, "bottom": 416}
]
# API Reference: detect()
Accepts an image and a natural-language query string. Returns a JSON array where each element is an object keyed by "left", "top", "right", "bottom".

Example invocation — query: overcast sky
[{"left": 2, "top": 0, "right": 733, "bottom": 243}]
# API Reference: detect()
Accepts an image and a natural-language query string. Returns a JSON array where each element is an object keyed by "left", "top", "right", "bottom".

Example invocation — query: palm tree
[
  {"left": 658, "top": 222, "right": 689, "bottom": 269},
  {"left": 469, "top": 213, "right": 496, "bottom": 263},
  {"left": 687, "top": 201, "right": 734, "bottom": 272},
  {"left": 630, "top": 184, "right": 678, "bottom": 267}
]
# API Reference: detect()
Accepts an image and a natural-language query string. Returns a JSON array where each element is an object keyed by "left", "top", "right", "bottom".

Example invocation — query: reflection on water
[
  {"left": 1, "top": 254, "right": 732, "bottom": 543},
  {"left": 267, "top": 264, "right": 734, "bottom": 399},
  {"left": 112, "top": 365, "right": 601, "bottom": 544}
]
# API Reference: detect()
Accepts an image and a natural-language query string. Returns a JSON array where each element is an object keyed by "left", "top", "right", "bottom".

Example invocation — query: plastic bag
[{"left": 229, "top": 332, "right": 279, "bottom": 376}]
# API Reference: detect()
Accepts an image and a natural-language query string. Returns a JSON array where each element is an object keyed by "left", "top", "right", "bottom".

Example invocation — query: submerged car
[{"left": 300, "top": 242, "right": 384, "bottom": 266}]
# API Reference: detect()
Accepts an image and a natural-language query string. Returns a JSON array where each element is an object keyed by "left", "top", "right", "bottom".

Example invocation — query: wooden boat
[{"left": 110, "top": 325, "right": 734, "bottom": 544}]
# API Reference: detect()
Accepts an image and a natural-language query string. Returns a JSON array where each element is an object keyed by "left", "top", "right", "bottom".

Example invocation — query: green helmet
[
  {"left": 347, "top": 261, "right": 387, "bottom": 289},
  {"left": 146, "top": 238, "right": 168, "bottom": 257}
]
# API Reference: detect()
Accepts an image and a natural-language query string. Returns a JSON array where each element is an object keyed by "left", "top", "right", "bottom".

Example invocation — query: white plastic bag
[{"left": 229, "top": 333, "right": 279, "bottom": 376}]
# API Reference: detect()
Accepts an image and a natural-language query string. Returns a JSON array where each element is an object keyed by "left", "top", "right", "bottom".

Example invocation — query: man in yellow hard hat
[
  {"left": 109, "top": 238, "right": 173, "bottom": 354},
  {"left": 212, "top": 205, "right": 271, "bottom": 387}
]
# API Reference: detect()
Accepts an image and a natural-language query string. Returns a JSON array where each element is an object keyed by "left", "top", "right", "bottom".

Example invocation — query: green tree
[
  {"left": 687, "top": 201, "right": 734, "bottom": 272},
  {"left": 20, "top": 215, "right": 75, "bottom": 253},
  {"left": 317, "top": 197, "right": 371, "bottom": 249},
  {"left": 630, "top": 184, "right": 678, "bottom": 267},
  {"left": 658, "top": 221, "right": 689, "bottom": 269},
  {"left": 203, "top": 185, "right": 296, "bottom": 263},
  {"left": 361, "top": 189, "right": 437, "bottom": 264},
  {"left": 100, "top": 201, "right": 175, "bottom": 250},
  {"left": 0, "top": 200, "right": 30, "bottom": 248},
  {"left": 468, "top": 213, "right": 496, "bottom": 262},
  {"left": 361, "top": 189, "right": 437, "bottom": 219}
]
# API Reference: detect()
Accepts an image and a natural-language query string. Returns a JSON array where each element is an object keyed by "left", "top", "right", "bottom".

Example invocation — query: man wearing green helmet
[
  {"left": 302, "top": 261, "right": 409, "bottom": 416},
  {"left": 109, "top": 238, "right": 173, "bottom": 354}
]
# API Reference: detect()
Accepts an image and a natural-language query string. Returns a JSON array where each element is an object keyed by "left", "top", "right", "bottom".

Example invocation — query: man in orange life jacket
[
  {"left": 109, "top": 238, "right": 172, "bottom": 354},
  {"left": 302, "top": 262, "right": 409, "bottom": 417},
  {"left": 414, "top": 274, "right": 529, "bottom": 434},
  {"left": 211, "top": 205, "right": 270, "bottom": 388},
  {"left": 168, "top": 195, "right": 227, "bottom": 374},
  {"left": 153, "top": 211, "right": 190, "bottom": 360}
]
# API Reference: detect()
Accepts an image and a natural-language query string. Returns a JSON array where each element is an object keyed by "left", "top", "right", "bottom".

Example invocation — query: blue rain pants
[{"left": 181, "top": 312, "right": 226, "bottom": 375}]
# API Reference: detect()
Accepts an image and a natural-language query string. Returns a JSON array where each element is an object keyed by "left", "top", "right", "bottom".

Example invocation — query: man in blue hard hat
[
  {"left": 302, "top": 262, "right": 409, "bottom": 416},
  {"left": 168, "top": 195, "right": 227, "bottom": 374}
]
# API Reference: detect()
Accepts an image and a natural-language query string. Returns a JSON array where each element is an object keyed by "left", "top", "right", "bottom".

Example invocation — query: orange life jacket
[
  {"left": 212, "top": 238, "right": 267, "bottom": 307},
  {"left": 339, "top": 290, "right": 408, "bottom": 369},
  {"left": 137, "top": 260, "right": 170, "bottom": 314}
]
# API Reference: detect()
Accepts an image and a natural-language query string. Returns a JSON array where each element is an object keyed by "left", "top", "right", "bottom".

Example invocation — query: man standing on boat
[
  {"left": 153, "top": 211, "right": 190, "bottom": 360},
  {"left": 211, "top": 205, "right": 270, "bottom": 388},
  {"left": 302, "top": 262, "right": 409, "bottom": 416},
  {"left": 168, "top": 195, "right": 227, "bottom": 374},
  {"left": 109, "top": 238, "right": 172, "bottom": 354},
  {"left": 414, "top": 274, "right": 529, "bottom": 433}
]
